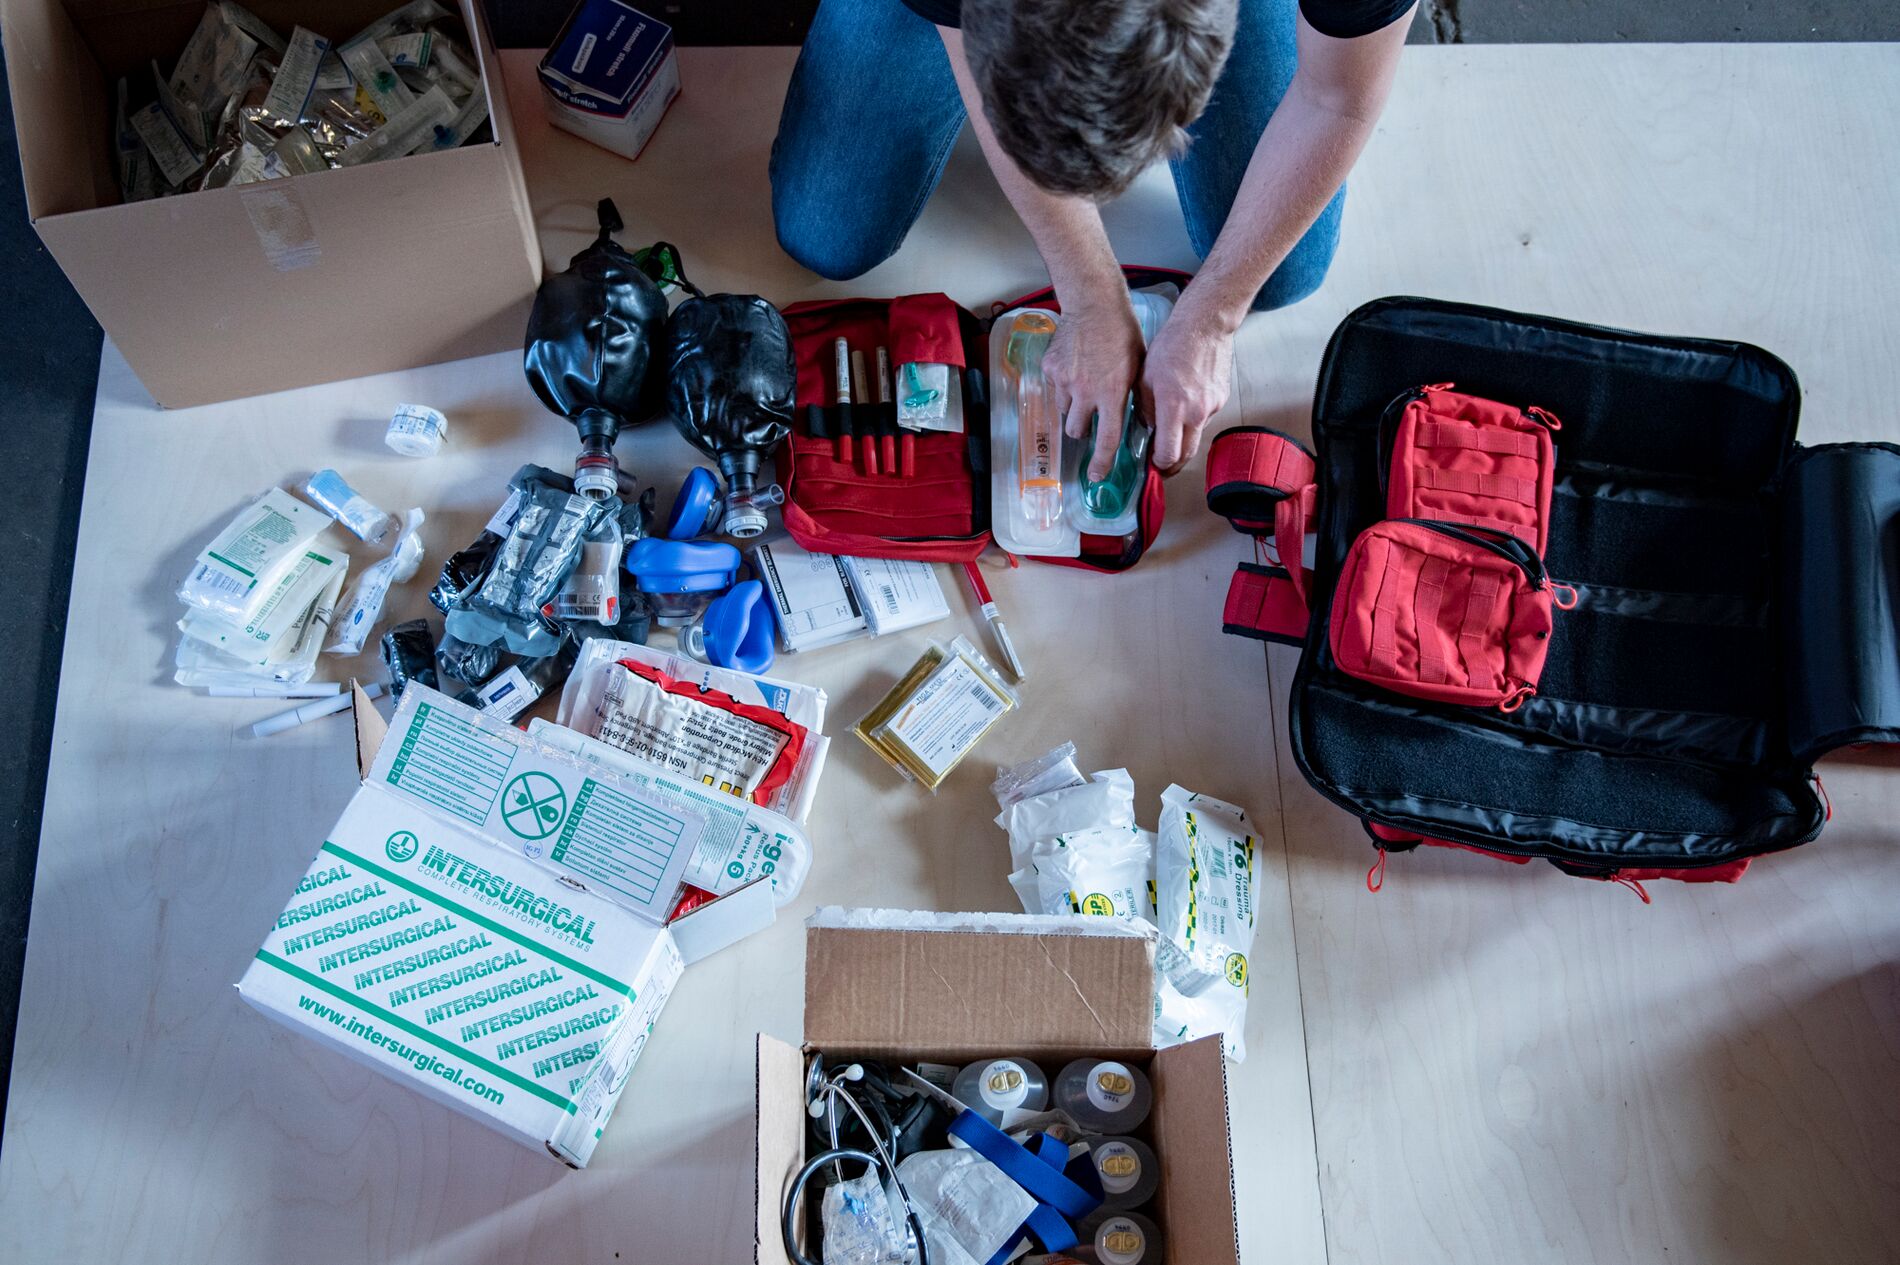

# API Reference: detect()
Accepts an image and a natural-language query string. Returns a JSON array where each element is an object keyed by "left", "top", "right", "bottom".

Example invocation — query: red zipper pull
[
  {"left": 1366, "top": 847, "right": 1388, "bottom": 892},
  {"left": 1498, "top": 684, "right": 1535, "bottom": 713},
  {"left": 1525, "top": 405, "right": 1564, "bottom": 432},
  {"left": 1608, "top": 874, "right": 1652, "bottom": 903},
  {"left": 1550, "top": 582, "right": 1579, "bottom": 610},
  {"left": 1419, "top": 381, "right": 1455, "bottom": 395}
]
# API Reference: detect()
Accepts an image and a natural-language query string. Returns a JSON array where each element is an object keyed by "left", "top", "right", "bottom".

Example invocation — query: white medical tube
[
  {"left": 210, "top": 684, "right": 341, "bottom": 698},
  {"left": 251, "top": 683, "right": 384, "bottom": 737}
]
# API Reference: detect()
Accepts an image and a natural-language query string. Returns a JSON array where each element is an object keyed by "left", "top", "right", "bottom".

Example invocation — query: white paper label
[
  {"left": 1094, "top": 1140, "right": 1142, "bottom": 1195},
  {"left": 475, "top": 665, "right": 539, "bottom": 721},
  {"left": 485, "top": 487, "right": 525, "bottom": 536},
  {"left": 976, "top": 1059, "right": 1031, "bottom": 1112},
  {"left": 1086, "top": 1061, "right": 1137, "bottom": 1114},
  {"left": 883, "top": 653, "right": 1011, "bottom": 779},
  {"left": 130, "top": 102, "right": 202, "bottom": 187}
]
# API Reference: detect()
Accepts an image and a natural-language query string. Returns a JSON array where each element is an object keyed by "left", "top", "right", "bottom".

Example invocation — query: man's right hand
[{"left": 1044, "top": 290, "right": 1146, "bottom": 482}]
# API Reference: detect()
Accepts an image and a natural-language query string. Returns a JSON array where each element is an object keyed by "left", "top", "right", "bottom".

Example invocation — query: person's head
[{"left": 962, "top": 0, "right": 1240, "bottom": 199}]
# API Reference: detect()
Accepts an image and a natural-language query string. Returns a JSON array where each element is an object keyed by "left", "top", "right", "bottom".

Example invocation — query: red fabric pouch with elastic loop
[
  {"left": 1329, "top": 518, "right": 1576, "bottom": 711},
  {"left": 1382, "top": 382, "right": 1561, "bottom": 552}
]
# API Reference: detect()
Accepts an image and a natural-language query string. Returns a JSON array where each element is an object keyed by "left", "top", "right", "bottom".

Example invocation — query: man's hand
[
  {"left": 1044, "top": 292, "right": 1146, "bottom": 481},
  {"left": 1142, "top": 298, "right": 1236, "bottom": 476}
]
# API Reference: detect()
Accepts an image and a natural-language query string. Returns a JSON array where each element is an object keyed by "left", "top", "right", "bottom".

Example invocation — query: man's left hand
[{"left": 1141, "top": 299, "right": 1236, "bottom": 477}]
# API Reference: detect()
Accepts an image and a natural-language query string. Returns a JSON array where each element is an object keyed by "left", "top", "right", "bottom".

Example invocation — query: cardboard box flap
[
  {"left": 754, "top": 1034, "right": 806, "bottom": 1265},
  {"left": 803, "top": 916, "right": 1154, "bottom": 1055},
  {"left": 1152, "top": 1036, "right": 1242, "bottom": 1265},
  {"left": 351, "top": 679, "right": 387, "bottom": 779}
]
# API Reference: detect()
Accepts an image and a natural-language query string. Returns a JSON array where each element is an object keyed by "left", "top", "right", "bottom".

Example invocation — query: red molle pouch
[
  {"left": 1329, "top": 519, "right": 1575, "bottom": 711},
  {"left": 1382, "top": 383, "right": 1560, "bottom": 552}
]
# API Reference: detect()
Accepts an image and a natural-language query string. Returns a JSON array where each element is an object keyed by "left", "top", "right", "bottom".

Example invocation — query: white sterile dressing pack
[
  {"left": 239, "top": 685, "right": 714, "bottom": 1166},
  {"left": 178, "top": 547, "right": 350, "bottom": 667},
  {"left": 529, "top": 719, "right": 812, "bottom": 906},
  {"left": 1026, "top": 827, "right": 1157, "bottom": 922},
  {"left": 1154, "top": 784, "right": 1258, "bottom": 1061},
  {"left": 178, "top": 487, "right": 331, "bottom": 620}
]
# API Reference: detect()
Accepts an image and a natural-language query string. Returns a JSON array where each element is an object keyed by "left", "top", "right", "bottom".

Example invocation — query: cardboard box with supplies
[
  {"left": 756, "top": 910, "right": 1241, "bottom": 1265},
  {"left": 238, "top": 683, "right": 777, "bottom": 1167},
  {"left": 0, "top": 0, "right": 541, "bottom": 407}
]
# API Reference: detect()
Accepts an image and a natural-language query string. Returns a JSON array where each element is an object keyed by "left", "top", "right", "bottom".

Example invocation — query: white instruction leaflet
[{"left": 369, "top": 686, "right": 705, "bottom": 922}]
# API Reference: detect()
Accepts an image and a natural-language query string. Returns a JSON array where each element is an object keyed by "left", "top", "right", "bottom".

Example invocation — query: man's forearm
[
  {"left": 1186, "top": 12, "right": 1411, "bottom": 331},
  {"left": 942, "top": 29, "right": 1128, "bottom": 315}
]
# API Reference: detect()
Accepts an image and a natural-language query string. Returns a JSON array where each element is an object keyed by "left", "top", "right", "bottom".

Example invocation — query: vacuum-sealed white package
[
  {"left": 1154, "top": 784, "right": 1259, "bottom": 1062},
  {"left": 1024, "top": 826, "right": 1155, "bottom": 920},
  {"left": 997, "top": 769, "right": 1136, "bottom": 869},
  {"left": 178, "top": 546, "right": 349, "bottom": 663}
]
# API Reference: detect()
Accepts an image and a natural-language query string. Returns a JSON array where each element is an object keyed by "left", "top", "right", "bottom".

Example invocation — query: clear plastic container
[
  {"left": 1054, "top": 1057, "right": 1152, "bottom": 1133},
  {"left": 1084, "top": 1135, "right": 1160, "bottom": 1212},
  {"left": 951, "top": 1057, "right": 1049, "bottom": 1125}
]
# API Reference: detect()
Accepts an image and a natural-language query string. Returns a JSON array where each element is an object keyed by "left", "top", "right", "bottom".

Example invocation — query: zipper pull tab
[
  {"left": 1499, "top": 684, "right": 1536, "bottom": 713},
  {"left": 1524, "top": 405, "right": 1564, "bottom": 432},
  {"left": 1420, "top": 381, "right": 1455, "bottom": 395},
  {"left": 1550, "top": 582, "right": 1579, "bottom": 610}
]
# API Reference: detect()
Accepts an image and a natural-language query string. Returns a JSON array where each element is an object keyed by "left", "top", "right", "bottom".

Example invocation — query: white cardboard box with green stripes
[{"left": 238, "top": 684, "right": 772, "bottom": 1167}]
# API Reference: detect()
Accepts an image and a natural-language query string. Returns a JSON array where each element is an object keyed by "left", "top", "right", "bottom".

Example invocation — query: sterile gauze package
[
  {"left": 177, "top": 487, "right": 330, "bottom": 621},
  {"left": 1154, "top": 784, "right": 1259, "bottom": 1062}
]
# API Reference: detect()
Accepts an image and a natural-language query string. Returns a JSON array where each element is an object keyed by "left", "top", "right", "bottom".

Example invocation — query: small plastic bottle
[
  {"left": 1054, "top": 1058, "right": 1152, "bottom": 1133},
  {"left": 951, "top": 1056, "right": 1049, "bottom": 1125},
  {"left": 1073, "top": 1210, "right": 1164, "bottom": 1265},
  {"left": 1084, "top": 1135, "right": 1159, "bottom": 1212}
]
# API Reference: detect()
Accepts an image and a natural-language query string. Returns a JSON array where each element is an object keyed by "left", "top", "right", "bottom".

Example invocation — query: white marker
[
  {"left": 251, "top": 683, "right": 384, "bottom": 737},
  {"left": 210, "top": 683, "right": 341, "bottom": 698}
]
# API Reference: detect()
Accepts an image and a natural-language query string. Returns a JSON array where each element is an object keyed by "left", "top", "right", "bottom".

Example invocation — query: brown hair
[{"left": 963, "top": 0, "right": 1239, "bottom": 198}]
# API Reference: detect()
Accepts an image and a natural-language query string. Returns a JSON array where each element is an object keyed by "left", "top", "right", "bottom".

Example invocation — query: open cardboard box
[
  {"left": 1, "top": 0, "right": 541, "bottom": 407},
  {"left": 755, "top": 912, "right": 1242, "bottom": 1264},
  {"left": 236, "top": 684, "right": 775, "bottom": 1167}
]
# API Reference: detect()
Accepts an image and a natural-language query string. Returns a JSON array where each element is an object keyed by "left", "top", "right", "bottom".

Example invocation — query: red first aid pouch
[
  {"left": 1382, "top": 382, "right": 1561, "bottom": 552},
  {"left": 777, "top": 268, "right": 1185, "bottom": 572},
  {"left": 1329, "top": 518, "right": 1575, "bottom": 711}
]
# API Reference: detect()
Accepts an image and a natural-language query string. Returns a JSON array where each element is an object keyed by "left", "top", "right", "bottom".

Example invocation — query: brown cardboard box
[
  {"left": 755, "top": 914, "right": 1242, "bottom": 1265},
  {"left": 2, "top": 0, "right": 541, "bottom": 407}
]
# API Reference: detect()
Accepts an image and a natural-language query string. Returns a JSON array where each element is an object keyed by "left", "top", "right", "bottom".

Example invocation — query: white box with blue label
[
  {"left": 537, "top": 0, "right": 680, "bottom": 161},
  {"left": 238, "top": 684, "right": 775, "bottom": 1167}
]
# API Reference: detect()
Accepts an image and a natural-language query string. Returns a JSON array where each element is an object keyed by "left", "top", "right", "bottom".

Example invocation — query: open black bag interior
[{"left": 1290, "top": 298, "right": 1900, "bottom": 870}]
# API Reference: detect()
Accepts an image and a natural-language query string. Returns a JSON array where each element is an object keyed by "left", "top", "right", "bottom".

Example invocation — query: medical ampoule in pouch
[
  {"left": 1053, "top": 1058, "right": 1151, "bottom": 1134},
  {"left": 1071, "top": 1209, "right": 1165, "bottom": 1265},
  {"left": 951, "top": 1057, "right": 1048, "bottom": 1126},
  {"left": 1082, "top": 1136, "right": 1159, "bottom": 1213}
]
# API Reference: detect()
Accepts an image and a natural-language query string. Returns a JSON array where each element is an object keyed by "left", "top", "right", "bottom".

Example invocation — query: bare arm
[
  {"left": 942, "top": 28, "right": 1144, "bottom": 468},
  {"left": 1146, "top": 8, "right": 1412, "bottom": 471}
]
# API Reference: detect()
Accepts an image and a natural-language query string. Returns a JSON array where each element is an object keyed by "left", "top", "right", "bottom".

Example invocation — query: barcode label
[
  {"left": 968, "top": 681, "right": 996, "bottom": 706},
  {"left": 880, "top": 584, "right": 899, "bottom": 616},
  {"left": 189, "top": 563, "right": 249, "bottom": 598}
]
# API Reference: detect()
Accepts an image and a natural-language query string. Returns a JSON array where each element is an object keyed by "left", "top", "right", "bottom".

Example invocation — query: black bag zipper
[{"left": 1391, "top": 517, "right": 1548, "bottom": 588}]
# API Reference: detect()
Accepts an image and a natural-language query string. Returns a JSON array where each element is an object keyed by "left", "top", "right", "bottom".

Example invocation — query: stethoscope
[{"left": 782, "top": 1058, "right": 933, "bottom": 1265}]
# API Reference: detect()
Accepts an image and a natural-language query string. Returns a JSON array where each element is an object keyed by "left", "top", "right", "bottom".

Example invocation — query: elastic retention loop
[
  {"left": 1499, "top": 684, "right": 1535, "bottom": 713},
  {"left": 1550, "top": 582, "right": 1579, "bottom": 611},
  {"left": 1367, "top": 847, "right": 1388, "bottom": 893},
  {"left": 1608, "top": 875, "right": 1653, "bottom": 904}
]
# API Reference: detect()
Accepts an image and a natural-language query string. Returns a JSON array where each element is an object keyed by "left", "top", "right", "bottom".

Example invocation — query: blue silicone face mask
[
  {"left": 624, "top": 536, "right": 740, "bottom": 626},
  {"left": 681, "top": 579, "right": 776, "bottom": 675}
]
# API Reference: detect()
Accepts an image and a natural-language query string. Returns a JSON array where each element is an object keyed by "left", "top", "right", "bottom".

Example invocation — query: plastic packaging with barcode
[
  {"left": 178, "top": 487, "right": 330, "bottom": 621},
  {"left": 853, "top": 636, "right": 1017, "bottom": 791}
]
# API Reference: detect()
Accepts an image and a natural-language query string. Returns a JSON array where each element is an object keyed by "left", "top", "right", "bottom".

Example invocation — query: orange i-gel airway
[{"left": 1009, "top": 312, "right": 1062, "bottom": 528}]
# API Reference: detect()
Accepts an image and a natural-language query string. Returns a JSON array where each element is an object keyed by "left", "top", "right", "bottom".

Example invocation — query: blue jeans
[{"left": 769, "top": 0, "right": 1344, "bottom": 311}]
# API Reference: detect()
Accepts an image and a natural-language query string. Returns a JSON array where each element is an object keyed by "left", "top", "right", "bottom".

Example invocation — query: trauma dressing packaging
[
  {"left": 1154, "top": 785, "right": 1258, "bottom": 1061},
  {"left": 239, "top": 684, "right": 771, "bottom": 1166}
]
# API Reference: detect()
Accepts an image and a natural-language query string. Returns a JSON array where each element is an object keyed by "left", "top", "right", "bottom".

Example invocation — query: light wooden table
[{"left": 3, "top": 42, "right": 1897, "bottom": 1265}]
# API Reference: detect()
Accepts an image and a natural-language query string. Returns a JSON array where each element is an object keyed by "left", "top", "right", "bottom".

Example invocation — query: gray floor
[{"left": 1, "top": 0, "right": 1893, "bottom": 1150}]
